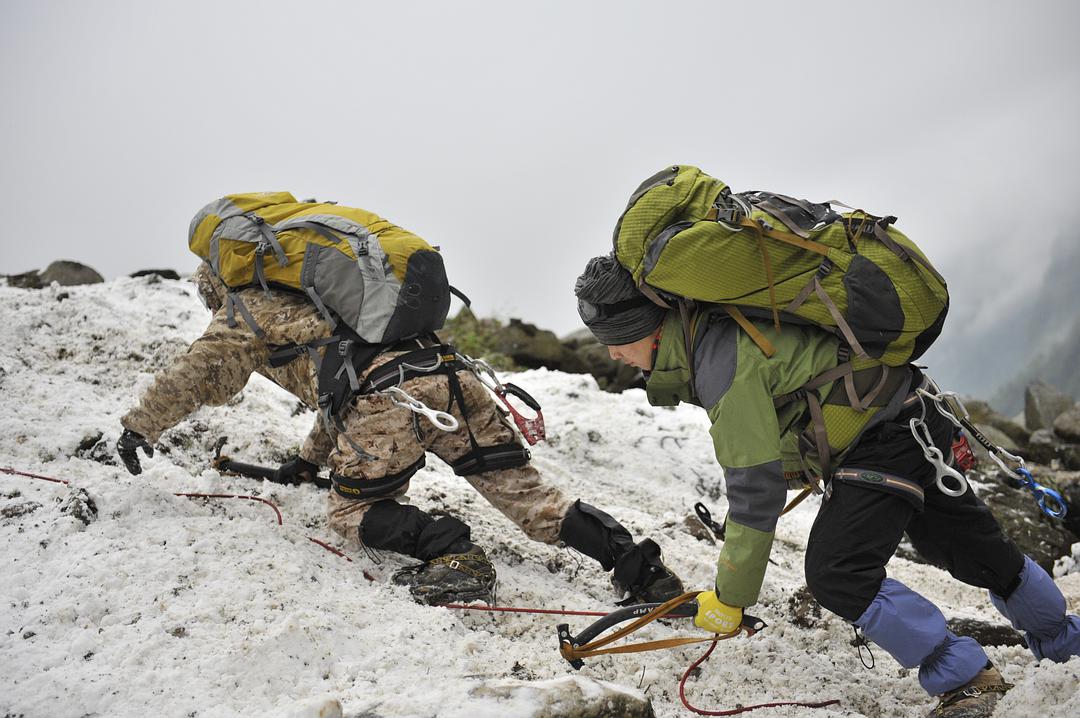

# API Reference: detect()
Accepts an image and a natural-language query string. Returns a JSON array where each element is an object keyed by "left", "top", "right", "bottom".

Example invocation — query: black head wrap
[{"left": 574, "top": 255, "right": 666, "bottom": 345}]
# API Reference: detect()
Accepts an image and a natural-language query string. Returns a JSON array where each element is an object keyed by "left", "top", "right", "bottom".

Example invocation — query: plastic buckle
[{"left": 448, "top": 559, "right": 461, "bottom": 571}]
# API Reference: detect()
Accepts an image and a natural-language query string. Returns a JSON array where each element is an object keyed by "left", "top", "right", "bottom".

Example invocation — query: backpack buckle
[{"left": 338, "top": 340, "right": 353, "bottom": 356}]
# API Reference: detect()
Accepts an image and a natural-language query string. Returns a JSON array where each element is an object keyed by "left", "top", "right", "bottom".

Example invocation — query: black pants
[{"left": 804, "top": 395, "right": 1025, "bottom": 622}]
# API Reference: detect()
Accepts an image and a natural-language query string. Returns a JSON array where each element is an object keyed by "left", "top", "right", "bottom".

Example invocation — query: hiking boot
[
  {"left": 927, "top": 663, "right": 1013, "bottom": 718},
  {"left": 610, "top": 538, "right": 686, "bottom": 604},
  {"left": 613, "top": 560, "right": 686, "bottom": 604},
  {"left": 392, "top": 545, "right": 496, "bottom": 605}
]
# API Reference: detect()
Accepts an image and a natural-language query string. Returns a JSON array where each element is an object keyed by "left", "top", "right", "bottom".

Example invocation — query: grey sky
[{"left": 3, "top": 1, "right": 1079, "bottom": 380}]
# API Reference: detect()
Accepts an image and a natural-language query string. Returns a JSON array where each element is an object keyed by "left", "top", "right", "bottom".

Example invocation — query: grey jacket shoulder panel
[{"left": 692, "top": 317, "right": 739, "bottom": 408}]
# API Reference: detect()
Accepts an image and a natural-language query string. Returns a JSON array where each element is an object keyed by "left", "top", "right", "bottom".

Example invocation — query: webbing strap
[
  {"left": 638, "top": 281, "right": 674, "bottom": 309},
  {"left": 873, "top": 223, "right": 947, "bottom": 286},
  {"left": 737, "top": 217, "right": 831, "bottom": 256},
  {"left": 723, "top": 305, "right": 776, "bottom": 357},
  {"left": 804, "top": 390, "right": 832, "bottom": 485},
  {"left": 304, "top": 286, "right": 338, "bottom": 329},
  {"left": 811, "top": 278, "right": 869, "bottom": 360},
  {"left": 251, "top": 215, "right": 289, "bottom": 267},
  {"left": 225, "top": 293, "right": 266, "bottom": 339},
  {"left": 679, "top": 300, "right": 700, "bottom": 401},
  {"left": 756, "top": 233, "right": 781, "bottom": 330},
  {"left": 560, "top": 592, "right": 747, "bottom": 662},
  {"left": 253, "top": 244, "right": 272, "bottom": 296}
]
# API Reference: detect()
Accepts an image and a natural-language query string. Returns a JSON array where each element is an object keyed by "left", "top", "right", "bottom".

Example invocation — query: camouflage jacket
[{"left": 121, "top": 264, "right": 335, "bottom": 464}]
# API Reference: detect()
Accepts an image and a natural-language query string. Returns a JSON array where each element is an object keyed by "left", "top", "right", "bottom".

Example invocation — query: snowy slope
[{"left": 1, "top": 276, "right": 1078, "bottom": 718}]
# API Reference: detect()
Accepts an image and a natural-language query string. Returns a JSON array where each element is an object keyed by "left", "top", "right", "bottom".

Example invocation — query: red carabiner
[{"left": 496, "top": 383, "right": 546, "bottom": 445}]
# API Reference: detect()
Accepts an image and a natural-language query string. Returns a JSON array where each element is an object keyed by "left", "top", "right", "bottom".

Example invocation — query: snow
[{"left": 1, "top": 276, "right": 1078, "bottom": 717}]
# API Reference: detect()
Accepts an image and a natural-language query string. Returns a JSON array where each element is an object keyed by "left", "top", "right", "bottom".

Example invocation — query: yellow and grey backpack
[
  {"left": 189, "top": 192, "right": 454, "bottom": 344},
  {"left": 612, "top": 165, "right": 950, "bottom": 481},
  {"left": 188, "top": 192, "right": 466, "bottom": 423}
]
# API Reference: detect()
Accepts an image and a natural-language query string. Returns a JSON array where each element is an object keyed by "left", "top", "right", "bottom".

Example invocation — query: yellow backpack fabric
[{"left": 188, "top": 192, "right": 451, "bottom": 344}]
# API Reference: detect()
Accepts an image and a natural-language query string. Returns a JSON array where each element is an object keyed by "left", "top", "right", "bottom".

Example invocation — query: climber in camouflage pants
[{"left": 117, "top": 263, "right": 684, "bottom": 604}]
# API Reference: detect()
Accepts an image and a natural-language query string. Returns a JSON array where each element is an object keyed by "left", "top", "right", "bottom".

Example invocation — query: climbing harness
[
  {"left": 359, "top": 343, "right": 546, "bottom": 445},
  {"left": 914, "top": 382, "right": 1067, "bottom": 518}
]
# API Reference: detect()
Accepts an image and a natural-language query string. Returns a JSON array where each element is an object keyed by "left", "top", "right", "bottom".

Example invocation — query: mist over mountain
[{"left": 924, "top": 229, "right": 1080, "bottom": 414}]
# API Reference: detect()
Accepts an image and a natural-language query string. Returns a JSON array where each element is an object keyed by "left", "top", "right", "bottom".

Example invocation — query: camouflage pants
[{"left": 326, "top": 361, "right": 571, "bottom": 548}]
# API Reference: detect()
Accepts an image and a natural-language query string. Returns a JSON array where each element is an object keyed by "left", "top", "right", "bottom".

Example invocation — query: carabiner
[
  {"left": 383, "top": 386, "right": 460, "bottom": 432},
  {"left": 910, "top": 418, "right": 968, "bottom": 497},
  {"left": 1015, "top": 468, "right": 1069, "bottom": 519}
]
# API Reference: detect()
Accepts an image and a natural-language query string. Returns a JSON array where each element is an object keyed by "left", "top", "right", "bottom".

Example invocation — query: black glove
[
  {"left": 275, "top": 456, "right": 319, "bottom": 485},
  {"left": 116, "top": 429, "right": 154, "bottom": 475}
]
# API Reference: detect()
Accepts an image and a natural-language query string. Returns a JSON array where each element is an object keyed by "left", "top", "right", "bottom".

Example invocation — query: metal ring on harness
[
  {"left": 455, "top": 354, "right": 546, "bottom": 446},
  {"left": 1015, "top": 468, "right": 1068, "bottom": 519},
  {"left": 909, "top": 418, "right": 968, "bottom": 497},
  {"left": 382, "top": 386, "right": 460, "bottom": 432}
]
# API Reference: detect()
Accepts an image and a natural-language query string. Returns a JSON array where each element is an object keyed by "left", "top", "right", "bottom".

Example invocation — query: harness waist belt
[
  {"left": 360, "top": 344, "right": 464, "bottom": 394},
  {"left": 330, "top": 456, "right": 426, "bottom": 499}
]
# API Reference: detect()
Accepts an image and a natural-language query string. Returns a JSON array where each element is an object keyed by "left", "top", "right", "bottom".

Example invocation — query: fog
[{"left": 3, "top": 0, "right": 1078, "bottom": 399}]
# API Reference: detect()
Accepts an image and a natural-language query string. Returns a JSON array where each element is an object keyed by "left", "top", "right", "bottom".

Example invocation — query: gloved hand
[
  {"left": 275, "top": 455, "right": 319, "bottom": 484},
  {"left": 694, "top": 590, "right": 744, "bottom": 635},
  {"left": 116, "top": 428, "right": 154, "bottom": 475}
]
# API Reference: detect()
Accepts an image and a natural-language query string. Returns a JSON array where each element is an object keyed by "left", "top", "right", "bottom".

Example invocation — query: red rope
[
  {"left": 441, "top": 603, "right": 608, "bottom": 618},
  {"left": 679, "top": 641, "right": 840, "bottom": 716},
  {"left": 1, "top": 467, "right": 70, "bottom": 484},
  {"left": 173, "top": 492, "right": 283, "bottom": 525},
  {"left": 1, "top": 466, "right": 357, "bottom": 564}
]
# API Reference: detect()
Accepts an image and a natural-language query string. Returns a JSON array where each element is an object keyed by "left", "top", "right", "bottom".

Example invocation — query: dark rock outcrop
[{"left": 1025, "top": 381, "right": 1075, "bottom": 432}]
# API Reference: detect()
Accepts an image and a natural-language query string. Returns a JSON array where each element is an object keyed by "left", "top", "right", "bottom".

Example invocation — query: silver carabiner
[
  {"left": 910, "top": 418, "right": 968, "bottom": 497},
  {"left": 383, "top": 386, "right": 459, "bottom": 432}
]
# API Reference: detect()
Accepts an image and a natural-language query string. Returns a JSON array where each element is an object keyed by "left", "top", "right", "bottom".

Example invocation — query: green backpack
[
  {"left": 613, "top": 165, "right": 949, "bottom": 365},
  {"left": 189, "top": 192, "right": 453, "bottom": 345},
  {"left": 612, "top": 166, "right": 951, "bottom": 481}
]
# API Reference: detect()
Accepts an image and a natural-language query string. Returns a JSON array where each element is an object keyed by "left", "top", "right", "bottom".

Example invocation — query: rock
[
  {"left": 976, "top": 472, "right": 1077, "bottom": 573},
  {"left": 965, "top": 399, "right": 1030, "bottom": 446},
  {"left": 1025, "top": 381, "right": 1075, "bottom": 432},
  {"left": 681, "top": 514, "right": 716, "bottom": 544},
  {"left": 1029, "top": 429, "right": 1057, "bottom": 446},
  {"left": 130, "top": 269, "right": 180, "bottom": 280},
  {"left": 1040, "top": 471, "right": 1080, "bottom": 540},
  {"left": 946, "top": 618, "right": 1024, "bottom": 648},
  {"left": 1054, "top": 406, "right": 1080, "bottom": 443},
  {"left": 471, "top": 676, "right": 654, "bottom": 718},
  {"left": 575, "top": 343, "right": 644, "bottom": 393},
  {"left": 969, "top": 424, "right": 1021, "bottom": 464},
  {"left": 39, "top": 260, "right": 104, "bottom": 287},
  {"left": 492, "top": 319, "right": 589, "bottom": 374},
  {"left": 4, "top": 270, "right": 43, "bottom": 289},
  {"left": 57, "top": 487, "right": 98, "bottom": 526},
  {"left": 787, "top": 585, "right": 823, "bottom": 629}
]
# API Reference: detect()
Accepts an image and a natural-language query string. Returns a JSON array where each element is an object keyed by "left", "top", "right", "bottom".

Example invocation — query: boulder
[
  {"left": 977, "top": 471, "right": 1077, "bottom": 573},
  {"left": 965, "top": 399, "right": 1030, "bottom": 446},
  {"left": 131, "top": 268, "right": 180, "bottom": 280},
  {"left": 575, "top": 342, "right": 644, "bottom": 393},
  {"left": 969, "top": 423, "right": 1021, "bottom": 465},
  {"left": 946, "top": 618, "right": 1024, "bottom": 648},
  {"left": 492, "top": 319, "right": 589, "bottom": 374},
  {"left": 1025, "top": 381, "right": 1075, "bottom": 432},
  {"left": 471, "top": 676, "right": 654, "bottom": 718},
  {"left": 4, "top": 270, "right": 43, "bottom": 289},
  {"left": 1054, "top": 406, "right": 1080, "bottom": 443},
  {"left": 39, "top": 260, "right": 104, "bottom": 287}
]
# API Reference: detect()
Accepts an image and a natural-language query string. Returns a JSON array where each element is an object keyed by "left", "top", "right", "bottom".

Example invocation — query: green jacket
[{"left": 645, "top": 310, "right": 903, "bottom": 607}]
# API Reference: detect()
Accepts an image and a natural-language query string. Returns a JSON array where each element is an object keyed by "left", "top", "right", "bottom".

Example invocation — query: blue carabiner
[{"left": 1016, "top": 468, "right": 1069, "bottom": 519}]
